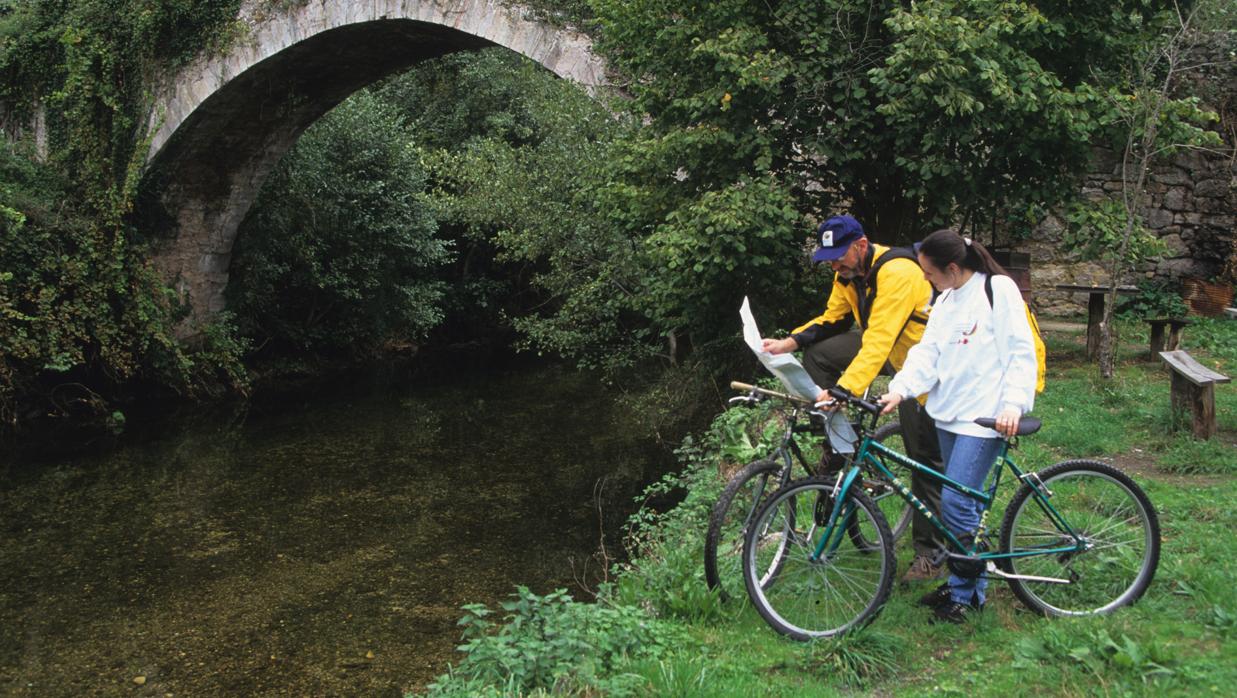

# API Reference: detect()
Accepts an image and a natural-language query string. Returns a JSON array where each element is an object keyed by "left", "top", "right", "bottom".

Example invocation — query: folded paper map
[{"left": 740, "top": 297, "right": 823, "bottom": 402}]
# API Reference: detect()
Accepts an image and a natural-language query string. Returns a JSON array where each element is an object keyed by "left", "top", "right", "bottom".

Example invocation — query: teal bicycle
[{"left": 741, "top": 386, "right": 1161, "bottom": 640}]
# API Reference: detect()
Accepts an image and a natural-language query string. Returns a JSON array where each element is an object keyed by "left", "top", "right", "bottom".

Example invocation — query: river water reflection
[{"left": 0, "top": 361, "right": 678, "bottom": 696}]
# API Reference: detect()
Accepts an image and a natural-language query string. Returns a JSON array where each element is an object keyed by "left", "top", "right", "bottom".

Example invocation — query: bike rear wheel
[
  {"left": 704, "top": 459, "right": 786, "bottom": 601},
  {"left": 999, "top": 460, "right": 1160, "bottom": 616},
  {"left": 744, "top": 478, "right": 894, "bottom": 640}
]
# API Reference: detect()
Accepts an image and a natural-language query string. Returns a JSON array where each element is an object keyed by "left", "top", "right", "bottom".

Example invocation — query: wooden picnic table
[{"left": 1055, "top": 284, "right": 1139, "bottom": 359}]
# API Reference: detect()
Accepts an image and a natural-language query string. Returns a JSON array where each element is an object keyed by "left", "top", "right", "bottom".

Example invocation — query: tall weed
[
  {"left": 798, "top": 629, "right": 905, "bottom": 689},
  {"left": 425, "top": 586, "right": 682, "bottom": 696}
]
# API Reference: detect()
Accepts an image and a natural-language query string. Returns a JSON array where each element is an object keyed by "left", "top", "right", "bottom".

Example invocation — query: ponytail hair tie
[{"left": 964, "top": 236, "right": 972, "bottom": 247}]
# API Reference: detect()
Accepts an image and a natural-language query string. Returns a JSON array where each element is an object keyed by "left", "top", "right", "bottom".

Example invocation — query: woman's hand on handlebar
[{"left": 878, "top": 392, "right": 902, "bottom": 415}]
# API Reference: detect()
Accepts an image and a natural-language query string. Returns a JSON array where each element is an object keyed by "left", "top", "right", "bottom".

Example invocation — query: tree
[
  {"left": 374, "top": 49, "right": 656, "bottom": 370},
  {"left": 227, "top": 92, "right": 448, "bottom": 364},
  {"left": 570, "top": 0, "right": 1225, "bottom": 371},
  {"left": 1086, "top": 0, "right": 1228, "bottom": 379},
  {"left": 589, "top": 0, "right": 1180, "bottom": 242}
]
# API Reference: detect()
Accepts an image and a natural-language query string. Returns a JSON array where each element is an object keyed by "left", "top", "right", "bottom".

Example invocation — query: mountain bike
[
  {"left": 742, "top": 387, "right": 1161, "bottom": 640},
  {"left": 703, "top": 382, "right": 912, "bottom": 602}
]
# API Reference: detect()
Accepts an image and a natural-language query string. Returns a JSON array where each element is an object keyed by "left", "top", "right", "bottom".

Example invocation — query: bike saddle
[{"left": 973, "top": 416, "right": 1042, "bottom": 435}]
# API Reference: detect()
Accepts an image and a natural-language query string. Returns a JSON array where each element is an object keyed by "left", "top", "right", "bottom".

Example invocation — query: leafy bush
[
  {"left": 609, "top": 442, "right": 725, "bottom": 622},
  {"left": 1117, "top": 279, "right": 1190, "bottom": 321},
  {"left": 382, "top": 48, "right": 662, "bottom": 373},
  {"left": 1, "top": 141, "right": 246, "bottom": 426},
  {"left": 425, "top": 586, "right": 681, "bottom": 696},
  {"left": 1185, "top": 316, "right": 1237, "bottom": 365},
  {"left": 0, "top": 2, "right": 250, "bottom": 427},
  {"left": 228, "top": 91, "right": 449, "bottom": 363},
  {"left": 607, "top": 391, "right": 803, "bottom": 620}
]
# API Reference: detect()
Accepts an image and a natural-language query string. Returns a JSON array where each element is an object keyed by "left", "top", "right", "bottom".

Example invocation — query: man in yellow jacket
[{"left": 761, "top": 214, "right": 946, "bottom": 582}]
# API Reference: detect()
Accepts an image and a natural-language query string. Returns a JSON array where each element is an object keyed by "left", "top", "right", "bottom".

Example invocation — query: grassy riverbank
[{"left": 416, "top": 318, "right": 1237, "bottom": 697}]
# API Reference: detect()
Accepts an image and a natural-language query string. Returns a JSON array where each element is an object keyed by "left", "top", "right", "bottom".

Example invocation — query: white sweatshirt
[{"left": 888, "top": 272, "right": 1037, "bottom": 438}]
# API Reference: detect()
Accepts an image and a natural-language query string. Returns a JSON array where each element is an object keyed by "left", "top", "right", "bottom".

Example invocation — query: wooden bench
[
  {"left": 1146, "top": 318, "right": 1190, "bottom": 357},
  {"left": 1159, "top": 350, "right": 1230, "bottom": 439}
]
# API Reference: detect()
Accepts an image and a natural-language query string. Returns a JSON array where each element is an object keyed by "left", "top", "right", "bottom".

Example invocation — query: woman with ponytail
[{"left": 879, "top": 229, "right": 1038, "bottom": 623}]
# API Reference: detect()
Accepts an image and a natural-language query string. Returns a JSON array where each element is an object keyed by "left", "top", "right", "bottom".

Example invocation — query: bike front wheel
[
  {"left": 999, "top": 460, "right": 1160, "bottom": 616},
  {"left": 744, "top": 477, "right": 894, "bottom": 640},
  {"left": 704, "top": 458, "right": 786, "bottom": 602}
]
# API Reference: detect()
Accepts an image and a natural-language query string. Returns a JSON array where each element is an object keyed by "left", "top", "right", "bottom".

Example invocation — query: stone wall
[
  {"left": 1029, "top": 146, "right": 1236, "bottom": 316},
  {"left": 1029, "top": 34, "right": 1237, "bottom": 317}
]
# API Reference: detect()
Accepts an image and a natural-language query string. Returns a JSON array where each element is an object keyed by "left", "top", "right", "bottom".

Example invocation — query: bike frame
[
  {"left": 813, "top": 410, "right": 1086, "bottom": 566},
  {"left": 760, "top": 408, "right": 821, "bottom": 496}
]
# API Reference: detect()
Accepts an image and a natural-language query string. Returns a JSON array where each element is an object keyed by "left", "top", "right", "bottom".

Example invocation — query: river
[{"left": 0, "top": 359, "right": 682, "bottom": 696}]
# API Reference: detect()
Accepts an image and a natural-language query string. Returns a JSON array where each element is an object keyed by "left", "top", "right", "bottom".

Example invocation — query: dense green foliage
[
  {"left": 0, "top": 1, "right": 248, "bottom": 426},
  {"left": 0, "top": 136, "right": 249, "bottom": 425},
  {"left": 1117, "top": 279, "right": 1192, "bottom": 321},
  {"left": 381, "top": 47, "right": 814, "bottom": 371},
  {"left": 228, "top": 92, "right": 447, "bottom": 364},
  {"left": 379, "top": 49, "right": 641, "bottom": 366},
  {"left": 426, "top": 586, "right": 683, "bottom": 696},
  {"left": 469, "top": 0, "right": 1223, "bottom": 370},
  {"left": 588, "top": 0, "right": 1211, "bottom": 242},
  {"left": 1, "top": 0, "right": 1228, "bottom": 428}
]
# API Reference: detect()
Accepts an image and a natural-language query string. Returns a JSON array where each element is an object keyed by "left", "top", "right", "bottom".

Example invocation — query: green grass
[
  {"left": 1031, "top": 317, "right": 1237, "bottom": 470},
  {"left": 421, "top": 319, "right": 1237, "bottom": 696}
]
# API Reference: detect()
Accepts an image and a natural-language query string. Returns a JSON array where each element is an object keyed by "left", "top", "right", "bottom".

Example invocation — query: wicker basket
[{"left": 1182, "top": 277, "right": 1234, "bottom": 316}]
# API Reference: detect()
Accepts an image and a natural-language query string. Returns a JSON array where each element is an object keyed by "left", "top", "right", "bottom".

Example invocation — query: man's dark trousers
[{"left": 802, "top": 330, "right": 945, "bottom": 560}]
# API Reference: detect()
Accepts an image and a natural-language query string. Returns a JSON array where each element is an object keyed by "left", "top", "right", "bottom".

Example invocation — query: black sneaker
[
  {"left": 917, "top": 583, "right": 952, "bottom": 608},
  {"left": 931, "top": 600, "right": 983, "bottom": 625},
  {"left": 817, "top": 449, "right": 848, "bottom": 479}
]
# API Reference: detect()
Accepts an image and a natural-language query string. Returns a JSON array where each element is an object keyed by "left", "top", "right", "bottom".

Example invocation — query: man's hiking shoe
[
  {"left": 901, "top": 554, "right": 945, "bottom": 583},
  {"left": 931, "top": 600, "right": 983, "bottom": 625},
  {"left": 917, "top": 583, "right": 952, "bottom": 608},
  {"left": 817, "top": 449, "right": 848, "bottom": 479}
]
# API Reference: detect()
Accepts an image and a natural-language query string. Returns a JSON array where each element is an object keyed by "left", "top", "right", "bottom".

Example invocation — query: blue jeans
[{"left": 935, "top": 429, "right": 1005, "bottom": 607}]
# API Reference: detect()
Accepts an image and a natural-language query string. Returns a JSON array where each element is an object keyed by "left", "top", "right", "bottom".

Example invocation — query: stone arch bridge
[{"left": 143, "top": 0, "right": 607, "bottom": 331}]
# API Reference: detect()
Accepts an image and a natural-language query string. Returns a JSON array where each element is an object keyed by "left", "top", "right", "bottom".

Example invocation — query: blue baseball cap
[{"left": 811, "top": 215, "right": 865, "bottom": 263}]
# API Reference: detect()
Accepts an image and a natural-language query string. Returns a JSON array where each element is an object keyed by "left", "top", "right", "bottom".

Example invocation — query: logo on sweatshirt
[{"left": 953, "top": 321, "right": 978, "bottom": 345}]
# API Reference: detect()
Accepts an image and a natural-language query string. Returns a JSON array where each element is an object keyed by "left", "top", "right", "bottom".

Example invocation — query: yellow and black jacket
[{"left": 791, "top": 244, "right": 933, "bottom": 396}]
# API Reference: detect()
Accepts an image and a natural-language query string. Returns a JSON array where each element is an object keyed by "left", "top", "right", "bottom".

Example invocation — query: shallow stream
[{"left": 0, "top": 361, "right": 678, "bottom": 696}]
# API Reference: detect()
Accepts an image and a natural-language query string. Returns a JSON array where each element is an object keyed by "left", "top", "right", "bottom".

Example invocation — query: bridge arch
[{"left": 143, "top": 0, "right": 607, "bottom": 330}]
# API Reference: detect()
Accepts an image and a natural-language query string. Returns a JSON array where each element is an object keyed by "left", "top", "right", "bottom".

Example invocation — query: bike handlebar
[
  {"left": 729, "top": 381, "right": 813, "bottom": 406},
  {"left": 727, "top": 381, "right": 880, "bottom": 414},
  {"left": 826, "top": 387, "right": 884, "bottom": 416}
]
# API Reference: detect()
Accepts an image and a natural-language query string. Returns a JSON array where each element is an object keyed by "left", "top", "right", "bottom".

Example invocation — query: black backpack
[{"left": 839, "top": 246, "right": 927, "bottom": 330}]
